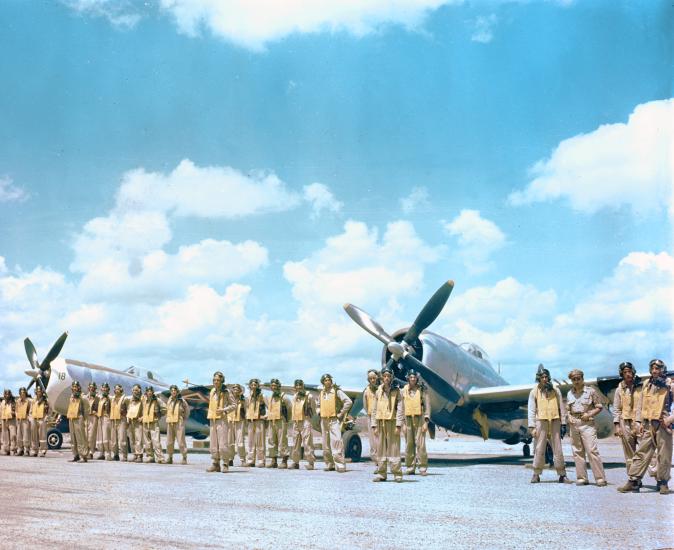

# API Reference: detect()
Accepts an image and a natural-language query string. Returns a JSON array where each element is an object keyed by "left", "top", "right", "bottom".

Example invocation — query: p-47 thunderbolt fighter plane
[{"left": 344, "top": 280, "right": 623, "bottom": 457}]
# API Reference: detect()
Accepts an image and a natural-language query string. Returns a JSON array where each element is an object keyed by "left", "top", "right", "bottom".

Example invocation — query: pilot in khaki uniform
[
  {"left": 85, "top": 382, "right": 100, "bottom": 460},
  {"left": 319, "top": 373, "right": 352, "bottom": 473},
  {"left": 566, "top": 369, "right": 607, "bottom": 486},
  {"left": 96, "top": 383, "right": 113, "bottom": 460},
  {"left": 245, "top": 378, "right": 267, "bottom": 468},
  {"left": 265, "top": 378, "right": 291, "bottom": 469},
  {"left": 227, "top": 384, "right": 246, "bottom": 466},
  {"left": 142, "top": 386, "right": 165, "bottom": 464},
  {"left": 15, "top": 387, "right": 32, "bottom": 456},
  {"left": 207, "top": 371, "right": 234, "bottom": 472},
  {"left": 66, "top": 381, "right": 89, "bottom": 462},
  {"left": 527, "top": 366, "right": 570, "bottom": 483},
  {"left": 371, "top": 368, "right": 404, "bottom": 482},
  {"left": 126, "top": 384, "right": 144, "bottom": 462},
  {"left": 618, "top": 359, "right": 674, "bottom": 495},
  {"left": 401, "top": 370, "right": 431, "bottom": 476},
  {"left": 290, "top": 379, "right": 316, "bottom": 470},
  {"left": 613, "top": 361, "right": 642, "bottom": 472},
  {"left": 166, "top": 384, "right": 190, "bottom": 465},
  {"left": 30, "top": 387, "right": 50, "bottom": 457},
  {"left": 110, "top": 384, "right": 129, "bottom": 461},
  {"left": 1, "top": 390, "right": 17, "bottom": 455},
  {"left": 362, "top": 370, "right": 380, "bottom": 467}
]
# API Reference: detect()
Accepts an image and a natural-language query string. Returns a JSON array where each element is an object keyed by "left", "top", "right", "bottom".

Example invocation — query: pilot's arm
[
  {"left": 527, "top": 389, "right": 537, "bottom": 434},
  {"left": 395, "top": 392, "right": 404, "bottom": 433},
  {"left": 336, "top": 389, "right": 352, "bottom": 420},
  {"left": 370, "top": 391, "right": 379, "bottom": 429},
  {"left": 613, "top": 385, "right": 623, "bottom": 435},
  {"left": 219, "top": 391, "right": 236, "bottom": 414}
]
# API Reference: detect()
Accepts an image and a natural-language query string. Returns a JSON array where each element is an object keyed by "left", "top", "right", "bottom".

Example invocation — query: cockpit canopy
[
  {"left": 459, "top": 342, "right": 491, "bottom": 363},
  {"left": 124, "top": 365, "right": 163, "bottom": 383}
]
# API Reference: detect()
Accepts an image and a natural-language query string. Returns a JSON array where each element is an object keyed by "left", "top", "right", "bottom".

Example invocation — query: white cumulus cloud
[
  {"left": 509, "top": 99, "right": 674, "bottom": 218},
  {"left": 471, "top": 14, "right": 497, "bottom": 43},
  {"left": 0, "top": 176, "right": 28, "bottom": 203},
  {"left": 303, "top": 182, "right": 343, "bottom": 219},
  {"left": 400, "top": 186, "right": 430, "bottom": 214},
  {"left": 443, "top": 209, "right": 506, "bottom": 274}
]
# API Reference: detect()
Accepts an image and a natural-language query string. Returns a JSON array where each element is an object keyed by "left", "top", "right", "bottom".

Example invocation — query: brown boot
[
  {"left": 279, "top": 457, "right": 288, "bottom": 469},
  {"left": 291, "top": 463, "right": 300, "bottom": 469},
  {"left": 267, "top": 457, "right": 278, "bottom": 468},
  {"left": 69, "top": 455, "right": 81, "bottom": 462},
  {"left": 181, "top": 456, "right": 187, "bottom": 465},
  {"left": 530, "top": 474, "right": 540, "bottom": 483},
  {"left": 207, "top": 461, "right": 221, "bottom": 472},
  {"left": 617, "top": 479, "right": 640, "bottom": 493},
  {"left": 658, "top": 481, "right": 670, "bottom": 495},
  {"left": 166, "top": 456, "right": 173, "bottom": 464}
]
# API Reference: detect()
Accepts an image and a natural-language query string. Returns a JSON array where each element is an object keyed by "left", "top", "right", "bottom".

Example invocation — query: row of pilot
[{"left": 527, "top": 359, "right": 673, "bottom": 495}]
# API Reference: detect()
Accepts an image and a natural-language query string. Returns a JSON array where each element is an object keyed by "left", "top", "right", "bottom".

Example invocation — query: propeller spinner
[
  {"left": 23, "top": 332, "right": 68, "bottom": 393},
  {"left": 344, "top": 280, "right": 461, "bottom": 402}
]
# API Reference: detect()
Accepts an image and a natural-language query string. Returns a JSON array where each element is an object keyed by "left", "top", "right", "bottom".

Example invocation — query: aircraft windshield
[{"left": 459, "top": 342, "right": 491, "bottom": 363}]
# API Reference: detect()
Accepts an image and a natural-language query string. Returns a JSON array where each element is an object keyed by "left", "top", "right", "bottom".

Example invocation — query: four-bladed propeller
[
  {"left": 24, "top": 332, "right": 68, "bottom": 393},
  {"left": 344, "top": 280, "right": 461, "bottom": 402}
]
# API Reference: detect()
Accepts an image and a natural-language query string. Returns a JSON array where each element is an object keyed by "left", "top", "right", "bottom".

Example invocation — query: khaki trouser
[
  {"left": 98, "top": 416, "right": 112, "bottom": 458},
  {"left": 533, "top": 419, "right": 567, "bottom": 476},
  {"left": 86, "top": 416, "right": 98, "bottom": 455},
  {"left": 30, "top": 417, "right": 48, "bottom": 454},
  {"left": 209, "top": 418, "right": 228, "bottom": 462},
  {"left": 1, "top": 419, "right": 17, "bottom": 454},
  {"left": 227, "top": 420, "right": 246, "bottom": 463},
  {"left": 143, "top": 421, "right": 164, "bottom": 462},
  {"left": 367, "top": 415, "right": 378, "bottom": 464},
  {"left": 167, "top": 419, "right": 187, "bottom": 458},
  {"left": 404, "top": 415, "right": 428, "bottom": 471},
  {"left": 569, "top": 420, "right": 605, "bottom": 482},
  {"left": 291, "top": 419, "right": 315, "bottom": 466},
  {"left": 617, "top": 418, "right": 638, "bottom": 471},
  {"left": 127, "top": 419, "right": 144, "bottom": 457},
  {"left": 246, "top": 419, "right": 266, "bottom": 466},
  {"left": 320, "top": 417, "right": 345, "bottom": 471},
  {"left": 628, "top": 420, "right": 673, "bottom": 482},
  {"left": 111, "top": 419, "right": 128, "bottom": 459},
  {"left": 267, "top": 419, "right": 289, "bottom": 459},
  {"left": 16, "top": 418, "right": 31, "bottom": 453},
  {"left": 69, "top": 417, "right": 89, "bottom": 458},
  {"left": 375, "top": 419, "right": 402, "bottom": 478}
]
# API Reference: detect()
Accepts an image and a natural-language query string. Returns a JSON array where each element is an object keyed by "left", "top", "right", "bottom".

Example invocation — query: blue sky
[{"left": 0, "top": 0, "right": 671, "bottom": 390}]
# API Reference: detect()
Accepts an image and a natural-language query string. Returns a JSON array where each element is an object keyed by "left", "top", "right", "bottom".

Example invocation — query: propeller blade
[
  {"left": 24, "top": 370, "right": 39, "bottom": 378},
  {"left": 343, "top": 304, "right": 394, "bottom": 345},
  {"left": 26, "top": 378, "right": 36, "bottom": 392},
  {"left": 401, "top": 354, "right": 461, "bottom": 403},
  {"left": 24, "top": 338, "right": 40, "bottom": 370},
  {"left": 40, "top": 332, "right": 68, "bottom": 370},
  {"left": 403, "top": 280, "right": 454, "bottom": 344},
  {"left": 36, "top": 376, "right": 47, "bottom": 392}
]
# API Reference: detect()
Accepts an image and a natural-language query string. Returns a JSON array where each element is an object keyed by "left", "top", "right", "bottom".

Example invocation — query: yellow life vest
[
  {"left": 619, "top": 383, "right": 640, "bottom": 421},
  {"left": 375, "top": 387, "right": 397, "bottom": 421},
  {"left": 67, "top": 398, "right": 82, "bottom": 420},
  {"left": 127, "top": 400, "right": 142, "bottom": 420},
  {"left": 227, "top": 400, "right": 243, "bottom": 422},
  {"left": 402, "top": 386, "right": 422, "bottom": 416},
  {"left": 292, "top": 396, "right": 307, "bottom": 421},
  {"left": 536, "top": 388, "right": 560, "bottom": 421},
  {"left": 207, "top": 388, "right": 226, "bottom": 420},
  {"left": 641, "top": 384, "right": 668, "bottom": 421},
  {"left": 267, "top": 396, "right": 283, "bottom": 421},
  {"left": 247, "top": 396, "right": 261, "bottom": 420},
  {"left": 320, "top": 389, "right": 337, "bottom": 418},
  {"left": 110, "top": 397, "right": 124, "bottom": 420},
  {"left": 15, "top": 400, "right": 29, "bottom": 420},
  {"left": 142, "top": 400, "right": 157, "bottom": 423},
  {"left": 1, "top": 402, "right": 13, "bottom": 420},
  {"left": 364, "top": 386, "right": 377, "bottom": 416},
  {"left": 32, "top": 401, "right": 46, "bottom": 420},
  {"left": 97, "top": 398, "right": 109, "bottom": 418},
  {"left": 166, "top": 400, "right": 182, "bottom": 424}
]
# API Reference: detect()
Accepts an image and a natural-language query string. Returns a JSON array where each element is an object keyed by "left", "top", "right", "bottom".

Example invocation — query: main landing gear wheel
[
  {"left": 342, "top": 430, "right": 362, "bottom": 462},
  {"left": 47, "top": 429, "right": 63, "bottom": 450}
]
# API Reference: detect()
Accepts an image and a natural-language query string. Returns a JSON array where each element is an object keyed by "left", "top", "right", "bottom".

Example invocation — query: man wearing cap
[
  {"left": 14, "top": 387, "right": 32, "bottom": 457},
  {"left": 84, "top": 382, "right": 100, "bottom": 460},
  {"left": 126, "top": 384, "right": 144, "bottom": 462},
  {"left": 245, "top": 378, "right": 266, "bottom": 467},
  {"left": 362, "top": 369, "right": 380, "bottom": 468},
  {"left": 613, "top": 361, "right": 642, "bottom": 472},
  {"left": 371, "top": 367, "right": 404, "bottom": 482},
  {"left": 566, "top": 369, "right": 607, "bottom": 486},
  {"left": 527, "top": 366, "right": 570, "bottom": 483},
  {"left": 1, "top": 389, "right": 17, "bottom": 455},
  {"left": 401, "top": 370, "right": 431, "bottom": 476},
  {"left": 142, "top": 386, "right": 165, "bottom": 464},
  {"left": 66, "top": 381, "right": 90, "bottom": 462},
  {"left": 618, "top": 359, "right": 673, "bottom": 495},
  {"left": 227, "top": 384, "right": 246, "bottom": 466},
  {"left": 265, "top": 378, "right": 291, "bottom": 469},
  {"left": 166, "top": 384, "right": 190, "bottom": 465},
  {"left": 207, "top": 371, "right": 234, "bottom": 472},
  {"left": 319, "top": 373, "right": 352, "bottom": 472},
  {"left": 95, "top": 383, "right": 113, "bottom": 460},
  {"left": 110, "top": 384, "right": 129, "bottom": 461},
  {"left": 30, "top": 386, "right": 50, "bottom": 457},
  {"left": 290, "top": 379, "right": 316, "bottom": 470}
]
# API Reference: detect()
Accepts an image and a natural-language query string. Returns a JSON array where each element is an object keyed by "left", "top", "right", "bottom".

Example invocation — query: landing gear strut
[{"left": 522, "top": 443, "right": 531, "bottom": 458}]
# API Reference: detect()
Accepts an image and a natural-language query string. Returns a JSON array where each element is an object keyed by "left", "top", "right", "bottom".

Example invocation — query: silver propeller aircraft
[{"left": 344, "top": 280, "right": 620, "bottom": 457}]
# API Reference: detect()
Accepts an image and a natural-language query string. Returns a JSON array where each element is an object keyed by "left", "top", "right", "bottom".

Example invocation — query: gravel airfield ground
[{"left": 1, "top": 434, "right": 672, "bottom": 550}]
